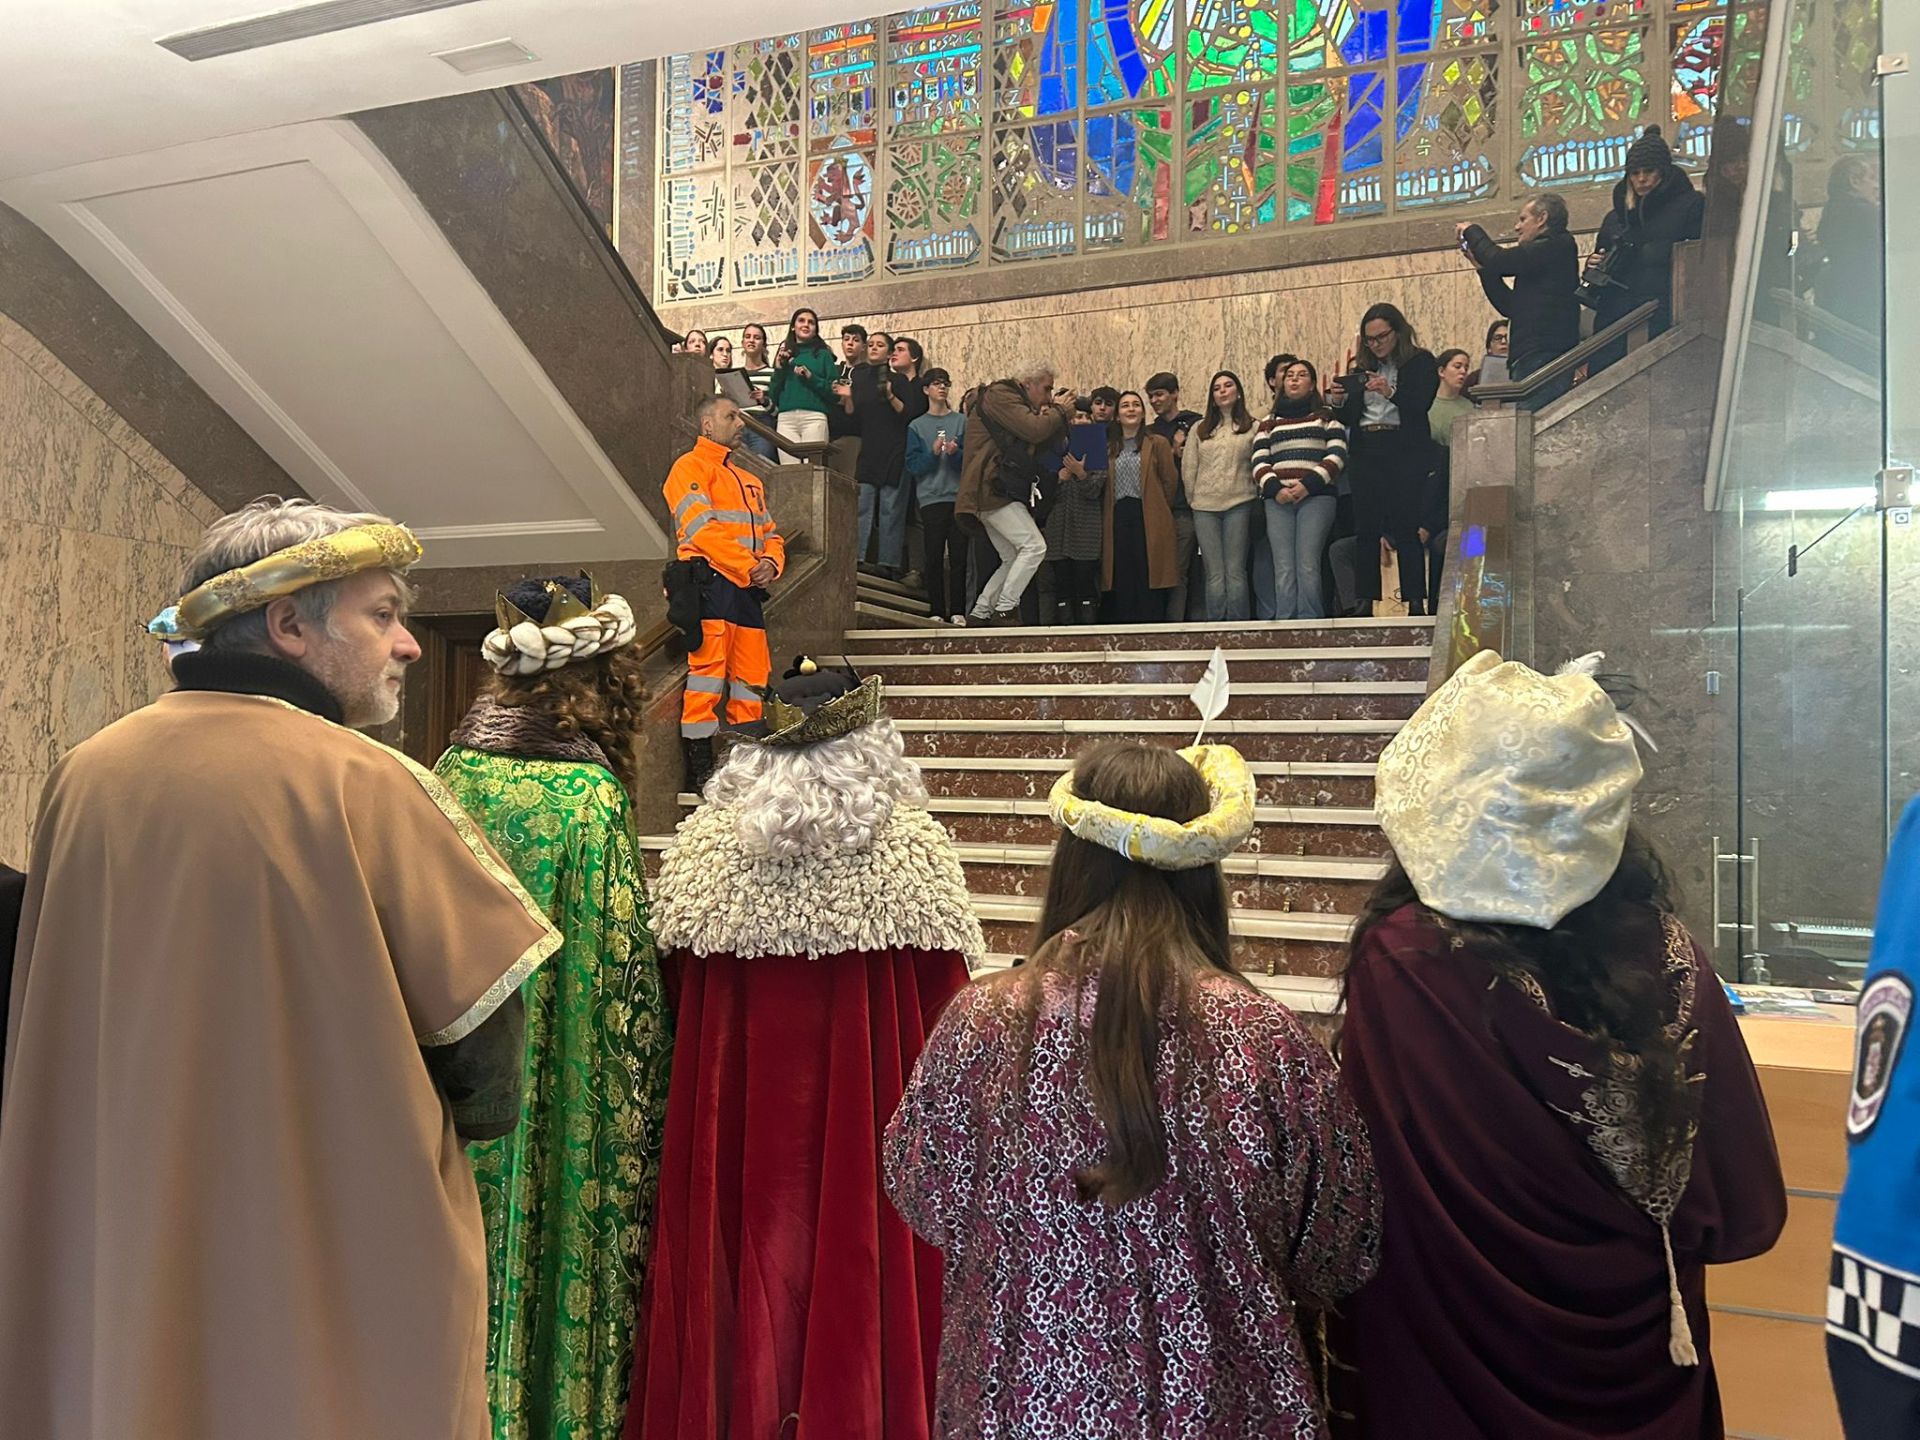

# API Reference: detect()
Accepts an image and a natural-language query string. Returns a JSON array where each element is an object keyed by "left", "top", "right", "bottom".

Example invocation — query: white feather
[{"left": 1189, "top": 646, "right": 1231, "bottom": 745}]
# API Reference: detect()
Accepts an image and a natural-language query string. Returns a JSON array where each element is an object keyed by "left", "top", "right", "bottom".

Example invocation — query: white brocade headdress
[{"left": 480, "top": 574, "right": 639, "bottom": 676}]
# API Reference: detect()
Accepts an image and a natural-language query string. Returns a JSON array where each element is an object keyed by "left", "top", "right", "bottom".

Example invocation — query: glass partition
[{"left": 1711, "top": 0, "right": 1888, "bottom": 988}]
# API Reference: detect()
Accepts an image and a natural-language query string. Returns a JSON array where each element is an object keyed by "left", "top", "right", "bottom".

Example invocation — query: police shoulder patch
[{"left": 1849, "top": 971, "right": 1913, "bottom": 1140}]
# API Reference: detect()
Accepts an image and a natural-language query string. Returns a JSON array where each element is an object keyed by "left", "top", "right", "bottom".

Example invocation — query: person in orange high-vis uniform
[{"left": 666, "top": 396, "right": 786, "bottom": 791}]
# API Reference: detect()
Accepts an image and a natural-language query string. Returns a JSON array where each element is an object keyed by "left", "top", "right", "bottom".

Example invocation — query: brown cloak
[{"left": 0, "top": 691, "right": 559, "bottom": 1440}]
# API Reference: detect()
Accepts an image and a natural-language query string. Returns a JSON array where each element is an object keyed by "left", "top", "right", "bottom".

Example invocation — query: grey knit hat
[{"left": 1625, "top": 125, "right": 1674, "bottom": 175}]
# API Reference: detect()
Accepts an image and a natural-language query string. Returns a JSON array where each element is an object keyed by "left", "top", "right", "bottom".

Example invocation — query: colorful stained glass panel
[
  {"left": 1396, "top": 52, "right": 1499, "bottom": 206},
  {"left": 732, "top": 35, "right": 804, "bottom": 161},
  {"left": 887, "top": 134, "right": 984, "bottom": 270},
  {"left": 665, "top": 49, "right": 727, "bottom": 174},
  {"left": 1286, "top": 69, "right": 1387, "bottom": 222},
  {"left": 806, "top": 150, "right": 878, "bottom": 282},
  {"left": 1519, "top": 0, "right": 1650, "bottom": 33},
  {"left": 1088, "top": 0, "right": 1174, "bottom": 105},
  {"left": 809, "top": 23, "right": 879, "bottom": 153},
  {"left": 1184, "top": 0, "right": 1280, "bottom": 90},
  {"left": 990, "top": 122, "right": 1079, "bottom": 260},
  {"left": 661, "top": 173, "right": 728, "bottom": 298},
  {"left": 1085, "top": 106, "right": 1177, "bottom": 246},
  {"left": 1517, "top": 26, "right": 1649, "bottom": 185},
  {"left": 887, "top": 4, "right": 984, "bottom": 133},
  {"left": 731, "top": 162, "right": 803, "bottom": 290},
  {"left": 1184, "top": 87, "right": 1278, "bottom": 231},
  {"left": 1669, "top": 10, "right": 1723, "bottom": 134},
  {"left": 994, "top": 1, "right": 1080, "bottom": 119}
]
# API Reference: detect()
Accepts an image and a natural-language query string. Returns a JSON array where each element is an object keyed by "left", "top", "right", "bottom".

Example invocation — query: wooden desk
[{"left": 1712, "top": 1010, "right": 1854, "bottom": 1440}]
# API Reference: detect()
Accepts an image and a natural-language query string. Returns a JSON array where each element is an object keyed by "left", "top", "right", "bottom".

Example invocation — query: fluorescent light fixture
[
  {"left": 1760, "top": 486, "right": 1876, "bottom": 512},
  {"left": 434, "top": 38, "right": 541, "bottom": 75},
  {"left": 160, "top": 0, "right": 486, "bottom": 61}
]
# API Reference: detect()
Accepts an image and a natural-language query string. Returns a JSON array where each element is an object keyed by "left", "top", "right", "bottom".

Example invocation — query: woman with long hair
[
  {"left": 855, "top": 335, "right": 931, "bottom": 579},
  {"left": 1182, "top": 370, "right": 1260, "bottom": 621},
  {"left": 766, "top": 306, "right": 839, "bottom": 459},
  {"left": 1337, "top": 652, "right": 1786, "bottom": 1439},
  {"left": 887, "top": 740, "right": 1380, "bottom": 1438},
  {"left": 433, "top": 574, "right": 672, "bottom": 1440},
  {"left": 1101, "top": 391, "right": 1181, "bottom": 623},
  {"left": 1328, "top": 303, "right": 1438, "bottom": 614},
  {"left": 733, "top": 323, "right": 778, "bottom": 461},
  {"left": 1252, "top": 356, "right": 1347, "bottom": 620}
]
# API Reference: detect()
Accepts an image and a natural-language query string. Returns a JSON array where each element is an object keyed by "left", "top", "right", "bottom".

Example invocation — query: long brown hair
[
  {"left": 485, "top": 644, "right": 648, "bottom": 796},
  {"left": 1342, "top": 824, "right": 1696, "bottom": 1180},
  {"left": 1194, "top": 370, "right": 1254, "bottom": 440},
  {"left": 1000, "top": 741, "right": 1245, "bottom": 1206}
]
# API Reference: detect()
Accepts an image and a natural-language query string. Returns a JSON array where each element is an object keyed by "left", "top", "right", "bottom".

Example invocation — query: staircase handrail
[
  {"left": 740, "top": 411, "right": 834, "bottom": 464},
  {"left": 1471, "top": 301, "right": 1661, "bottom": 405},
  {"left": 1764, "top": 287, "right": 1880, "bottom": 356}
]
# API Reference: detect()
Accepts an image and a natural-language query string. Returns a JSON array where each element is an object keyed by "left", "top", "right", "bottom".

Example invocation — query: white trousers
[{"left": 972, "top": 503, "right": 1048, "bottom": 617}]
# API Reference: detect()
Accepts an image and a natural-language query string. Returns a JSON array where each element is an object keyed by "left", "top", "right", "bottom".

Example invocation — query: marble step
[
  {"left": 847, "top": 647, "right": 1429, "bottom": 686},
  {"left": 853, "top": 599, "right": 941, "bottom": 629},
  {"left": 843, "top": 617, "right": 1436, "bottom": 653},
  {"left": 882, "top": 680, "right": 1426, "bottom": 724},
  {"left": 913, "top": 754, "right": 1377, "bottom": 808},
  {"left": 856, "top": 570, "right": 932, "bottom": 606},
  {"left": 951, "top": 841, "right": 1383, "bottom": 912},
  {"left": 897, "top": 716, "right": 1404, "bottom": 765},
  {"left": 969, "top": 953, "right": 1343, "bottom": 1016},
  {"left": 973, "top": 896, "right": 1352, "bottom": 978}
]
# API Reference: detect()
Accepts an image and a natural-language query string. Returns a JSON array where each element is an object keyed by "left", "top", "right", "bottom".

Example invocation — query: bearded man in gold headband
[{"left": 0, "top": 497, "right": 560, "bottom": 1440}]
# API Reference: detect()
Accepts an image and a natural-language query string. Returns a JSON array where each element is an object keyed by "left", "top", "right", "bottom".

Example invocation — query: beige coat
[
  {"left": 0, "top": 691, "right": 558, "bottom": 1440},
  {"left": 1102, "top": 431, "right": 1182, "bottom": 591},
  {"left": 956, "top": 379, "right": 1073, "bottom": 519},
  {"left": 1181, "top": 419, "right": 1259, "bottom": 512}
]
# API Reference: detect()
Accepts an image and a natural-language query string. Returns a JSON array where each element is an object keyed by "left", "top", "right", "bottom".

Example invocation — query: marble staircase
[{"left": 638, "top": 615, "right": 1436, "bottom": 1020}]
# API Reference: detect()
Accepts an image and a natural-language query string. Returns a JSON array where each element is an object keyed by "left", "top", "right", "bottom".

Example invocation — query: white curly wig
[{"left": 705, "top": 717, "right": 929, "bottom": 861}]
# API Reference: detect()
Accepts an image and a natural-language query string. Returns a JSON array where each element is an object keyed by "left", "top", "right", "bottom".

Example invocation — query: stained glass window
[
  {"left": 1184, "top": 87, "right": 1279, "bottom": 231},
  {"left": 660, "top": 0, "right": 1736, "bottom": 298},
  {"left": 661, "top": 173, "right": 728, "bottom": 299},
  {"left": 1517, "top": 26, "right": 1650, "bottom": 185},
  {"left": 732, "top": 35, "right": 804, "bottom": 161},
  {"left": 809, "top": 24, "right": 879, "bottom": 153},
  {"left": 888, "top": 134, "right": 984, "bottom": 270},
  {"left": 991, "top": 122, "right": 1080, "bottom": 259},
  {"left": 731, "top": 161, "right": 803, "bottom": 290},
  {"left": 994, "top": 1, "right": 1079, "bottom": 119},
  {"left": 806, "top": 150, "right": 878, "bottom": 283},
  {"left": 887, "top": 4, "right": 985, "bottom": 133},
  {"left": 1086, "top": 107, "right": 1177, "bottom": 245},
  {"left": 665, "top": 50, "right": 727, "bottom": 174}
]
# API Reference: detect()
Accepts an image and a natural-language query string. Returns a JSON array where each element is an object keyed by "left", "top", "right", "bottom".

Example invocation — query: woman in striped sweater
[{"left": 1252, "top": 357, "right": 1348, "bottom": 621}]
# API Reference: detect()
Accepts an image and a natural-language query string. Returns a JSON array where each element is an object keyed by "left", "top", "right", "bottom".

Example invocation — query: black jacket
[
  {"left": 0, "top": 863, "right": 21, "bottom": 1093},
  {"left": 1333, "top": 349, "right": 1441, "bottom": 447},
  {"left": 1463, "top": 225, "right": 1581, "bottom": 371},
  {"left": 853, "top": 368, "right": 928, "bottom": 489},
  {"left": 1594, "top": 168, "right": 1706, "bottom": 321}
]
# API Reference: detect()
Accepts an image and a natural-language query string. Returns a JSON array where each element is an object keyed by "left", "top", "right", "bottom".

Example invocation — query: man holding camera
[
  {"left": 1457, "top": 193, "right": 1580, "bottom": 405},
  {"left": 955, "top": 360, "right": 1074, "bottom": 626}
]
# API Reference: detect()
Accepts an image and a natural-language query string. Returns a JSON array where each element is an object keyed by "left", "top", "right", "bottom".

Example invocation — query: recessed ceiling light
[
  {"left": 159, "top": 0, "right": 487, "bottom": 62},
  {"left": 433, "top": 38, "right": 542, "bottom": 76}
]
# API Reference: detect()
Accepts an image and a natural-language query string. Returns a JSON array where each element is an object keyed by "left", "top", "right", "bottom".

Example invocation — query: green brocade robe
[{"left": 433, "top": 742, "right": 671, "bottom": 1440}]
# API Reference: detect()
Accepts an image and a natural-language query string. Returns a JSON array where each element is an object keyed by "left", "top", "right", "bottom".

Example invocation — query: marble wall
[
  {"left": 0, "top": 315, "right": 222, "bottom": 867},
  {"left": 692, "top": 246, "right": 1511, "bottom": 405}
]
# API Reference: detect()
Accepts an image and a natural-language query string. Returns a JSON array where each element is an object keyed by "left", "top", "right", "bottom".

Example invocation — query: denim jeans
[
  {"left": 741, "top": 416, "right": 779, "bottom": 462},
  {"left": 1193, "top": 502, "right": 1257, "bottom": 622},
  {"left": 858, "top": 481, "right": 910, "bottom": 570},
  {"left": 1264, "top": 493, "right": 1338, "bottom": 620}
]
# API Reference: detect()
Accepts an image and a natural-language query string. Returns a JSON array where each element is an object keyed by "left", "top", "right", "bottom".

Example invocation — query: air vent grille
[
  {"left": 159, "top": 0, "right": 486, "bottom": 62},
  {"left": 433, "top": 38, "right": 540, "bottom": 76}
]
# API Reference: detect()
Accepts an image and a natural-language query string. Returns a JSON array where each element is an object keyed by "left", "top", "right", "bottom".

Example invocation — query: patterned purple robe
[{"left": 884, "top": 969, "right": 1381, "bottom": 1439}]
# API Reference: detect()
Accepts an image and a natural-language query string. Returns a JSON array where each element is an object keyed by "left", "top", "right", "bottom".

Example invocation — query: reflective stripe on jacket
[{"left": 663, "top": 436, "right": 787, "bottom": 590}]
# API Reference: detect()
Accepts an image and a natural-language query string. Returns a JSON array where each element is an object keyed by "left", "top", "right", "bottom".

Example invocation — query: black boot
[
  {"left": 682, "top": 737, "right": 715, "bottom": 796},
  {"left": 1077, "top": 598, "right": 1099, "bottom": 627}
]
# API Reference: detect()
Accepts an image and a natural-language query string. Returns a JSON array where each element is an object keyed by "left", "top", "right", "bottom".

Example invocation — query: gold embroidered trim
[{"left": 240, "top": 695, "right": 561, "bottom": 1045}]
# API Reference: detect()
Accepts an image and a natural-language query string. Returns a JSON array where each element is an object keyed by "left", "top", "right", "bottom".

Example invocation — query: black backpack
[{"left": 975, "top": 391, "right": 1058, "bottom": 513}]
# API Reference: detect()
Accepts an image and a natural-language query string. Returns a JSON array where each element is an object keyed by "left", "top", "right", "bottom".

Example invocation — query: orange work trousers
[{"left": 681, "top": 617, "right": 770, "bottom": 739}]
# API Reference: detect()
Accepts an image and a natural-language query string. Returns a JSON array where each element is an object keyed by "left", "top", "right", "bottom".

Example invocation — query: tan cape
[{"left": 0, "top": 691, "right": 559, "bottom": 1440}]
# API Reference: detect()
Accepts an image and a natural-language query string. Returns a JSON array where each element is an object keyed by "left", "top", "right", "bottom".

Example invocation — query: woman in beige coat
[
  {"left": 1101, "top": 391, "right": 1180, "bottom": 623},
  {"left": 1181, "top": 370, "right": 1260, "bottom": 621}
]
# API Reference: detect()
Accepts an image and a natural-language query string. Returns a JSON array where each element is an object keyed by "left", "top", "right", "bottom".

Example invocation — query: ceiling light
[
  {"left": 1760, "top": 487, "right": 1877, "bottom": 512},
  {"left": 159, "top": 0, "right": 487, "bottom": 62},
  {"left": 433, "top": 38, "right": 541, "bottom": 76}
]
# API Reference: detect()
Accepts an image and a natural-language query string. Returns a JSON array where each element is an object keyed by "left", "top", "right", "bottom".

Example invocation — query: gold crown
[
  {"left": 761, "top": 673, "right": 886, "bottom": 747},
  {"left": 164, "top": 522, "right": 422, "bottom": 641},
  {"left": 494, "top": 572, "right": 603, "bottom": 633}
]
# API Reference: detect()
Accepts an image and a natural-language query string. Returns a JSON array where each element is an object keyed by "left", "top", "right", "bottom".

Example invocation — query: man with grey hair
[
  {"left": 0, "top": 496, "right": 559, "bottom": 1438},
  {"left": 955, "top": 359, "right": 1074, "bottom": 625},
  {"left": 1459, "top": 193, "right": 1580, "bottom": 405}
]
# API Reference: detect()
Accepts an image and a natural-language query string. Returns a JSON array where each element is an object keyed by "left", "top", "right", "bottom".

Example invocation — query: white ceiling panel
[{"left": 2, "top": 120, "right": 669, "bottom": 568}]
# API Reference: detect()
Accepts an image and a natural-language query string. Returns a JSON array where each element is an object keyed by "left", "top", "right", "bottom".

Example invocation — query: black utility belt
[{"left": 1359, "top": 423, "right": 1401, "bottom": 433}]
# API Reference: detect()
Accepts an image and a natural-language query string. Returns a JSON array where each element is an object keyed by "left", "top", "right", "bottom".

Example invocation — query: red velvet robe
[
  {"left": 1338, "top": 903, "right": 1787, "bottom": 1439},
  {"left": 628, "top": 946, "right": 968, "bottom": 1440}
]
